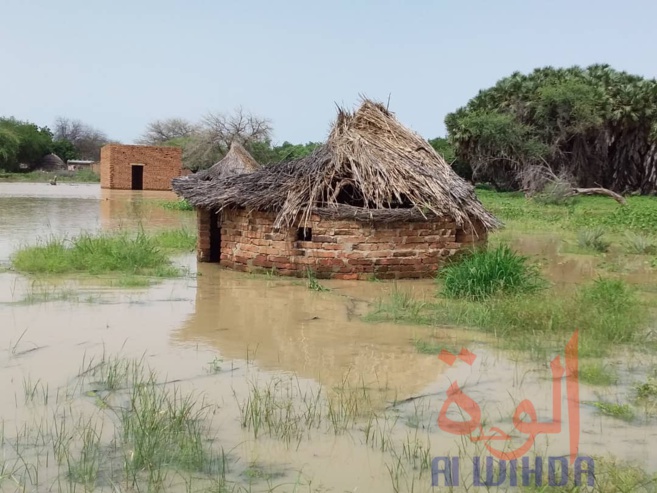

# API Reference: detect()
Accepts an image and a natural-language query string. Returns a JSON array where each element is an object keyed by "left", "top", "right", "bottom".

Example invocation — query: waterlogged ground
[{"left": 0, "top": 183, "right": 656, "bottom": 492}]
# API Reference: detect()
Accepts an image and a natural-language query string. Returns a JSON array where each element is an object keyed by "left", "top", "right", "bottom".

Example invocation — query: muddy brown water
[{"left": 0, "top": 183, "right": 656, "bottom": 492}]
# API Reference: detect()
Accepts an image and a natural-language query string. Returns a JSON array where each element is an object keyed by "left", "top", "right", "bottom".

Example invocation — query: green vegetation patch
[
  {"left": 11, "top": 229, "right": 195, "bottom": 278},
  {"left": 368, "top": 278, "right": 649, "bottom": 358},
  {"left": 157, "top": 199, "right": 194, "bottom": 211},
  {"left": 440, "top": 245, "right": 546, "bottom": 301},
  {"left": 478, "top": 190, "right": 657, "bottom": 234}
]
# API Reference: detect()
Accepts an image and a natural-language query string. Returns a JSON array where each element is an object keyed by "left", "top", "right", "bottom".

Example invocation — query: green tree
[
  {"left": 0, "top": 126, "right": 20, "bottom": 171},
  {"left": 445, "top": 65, "right": 657, "bottom": 193},
  {"left": 0, "top": 118, "right": 54, "bottom": 171},
  {"left": 51, "top": 139, "right": 79, "bottom": 162},
  {"left": 428, "top": 136, "right": 473, "bottom": 181}
]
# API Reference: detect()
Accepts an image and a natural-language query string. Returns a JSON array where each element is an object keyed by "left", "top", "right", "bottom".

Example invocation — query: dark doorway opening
[
  {"left": 209, "top": 210, "right": 221, "bottom": 262},
  {"left": 131, "top": 165, "right": 144, "bottom": 190}
]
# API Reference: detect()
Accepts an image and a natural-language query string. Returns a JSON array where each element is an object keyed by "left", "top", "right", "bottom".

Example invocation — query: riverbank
[{"left": 0, "top": 169, "right": 100, "bottom": 183}]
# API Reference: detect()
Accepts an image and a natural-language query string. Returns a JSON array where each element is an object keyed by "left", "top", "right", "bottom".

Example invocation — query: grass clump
[
  {"left": 440, "top": 245, "right": 545, "bottom": 301},
  {"left": 590, "top": 401, "right": 635, "bottom": 421},
  {"left": 577, "top": 227, "right": 611, "bottom": 252},
  {"left": 532, "top": 180, "right": 578, "bottom": 206},
  {"left": 579, "top": 361, "right": 618, "bottom": 386},
  {"left": 624, "top": 232, "right": 657, "bottom": 255},
  {"left": 158, "top": 199, "right": 194, "bottom": 211},
  {"left": 151, "top": 228, "right": 196, "bottom": 251},
  {"left": 306, "top": 270, "right": 330, "bottom": 292},
  {"left": 635, "top": 377, "right": 657, "bottom": 400},
  {"left": 11, "top": 230, "right": 190, "bottom": 278}
]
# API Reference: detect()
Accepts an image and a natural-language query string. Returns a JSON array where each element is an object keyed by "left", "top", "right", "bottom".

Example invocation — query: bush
[
  {"left": 578, "top": 227, "right": 610, "bottom": 252},
  {"left": 533, "top": 180, "right": 578, "bottom": 206},
  {"left": 440, "top": 245, "right": 545, "bottom": 301},
  {"left": 624, "top": 232, "right": 657, "bottom": 255}
]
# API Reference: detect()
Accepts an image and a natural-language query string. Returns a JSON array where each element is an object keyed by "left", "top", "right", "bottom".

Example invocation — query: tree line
[
  {"left": 137, "top": 108, "right": 321, "bottom": 171},
  {"left": 0, "top": 117, "right": 110, "bottom": 172},
  {"left": 444, "top": 64, "right": 657, "bottom": 195},
  {"left": 4, "top": 64, "right": 657, "bottom": 195}
]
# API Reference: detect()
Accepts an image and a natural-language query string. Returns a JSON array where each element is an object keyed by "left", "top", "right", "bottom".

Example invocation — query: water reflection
[
  {"left": 172, "top": 263, "right": 449, "bottom": 397},
  {"left": 0, "top": 183, "right": 194, "bottom": 262}
]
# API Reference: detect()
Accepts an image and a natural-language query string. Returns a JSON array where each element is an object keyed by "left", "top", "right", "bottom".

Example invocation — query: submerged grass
[
  {"left": 11, "top": 229, "right": 194, "bottom": 278},
  {"left": 579, "top": 361, "right": 619, "bottom": 386},
  {"left": 368, "top": 278, "right": 649, "bottom": 357},
  {"left": 157, "top": 199, "right": 194, "bottom": 211},
  {"left": 440, "top": 245, "right": 545, "bottom": 301}
]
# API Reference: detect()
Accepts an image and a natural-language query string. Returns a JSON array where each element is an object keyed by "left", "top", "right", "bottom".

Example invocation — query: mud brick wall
[
  {"left": 100, "top": 144, "right": 183, "bottom": 190},
  {"left": 209, "top": 208, "right": 487, "bottom": 280}
]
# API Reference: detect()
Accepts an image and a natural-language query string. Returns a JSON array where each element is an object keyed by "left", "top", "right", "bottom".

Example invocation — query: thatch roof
[
  {"left": 193, "top": 142, "right": 261, "bottom": 181},
  {"left": 40, "top": 153, "right": 66, "bottom": 170},
  {"left": 173, "top": 100, "right": 500, "bottom": 231}
]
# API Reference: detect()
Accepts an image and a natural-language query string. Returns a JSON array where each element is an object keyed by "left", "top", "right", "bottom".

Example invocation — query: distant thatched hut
[
  {"left": 195, "top": 142, "right": 261, "bottom": 182},
  {"left": 40, "top": 153, "right": 66, "bottom": 171},
  {"left": 173, "top": 100, "right": 500, "bottom": 279},
  {"left": 175, "top": 142, "right": 262, "bottom": 261}
]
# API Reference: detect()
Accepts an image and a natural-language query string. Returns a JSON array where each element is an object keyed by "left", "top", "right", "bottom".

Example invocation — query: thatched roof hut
[
  {"left": 193, "top": 142, "right": 261, "bottom": 181},
  {"left": 40, "top": 153, "right": 66, "bottom": 171},
  {"left": 173, "top": 100, "right": 500, "bottom": 232}
]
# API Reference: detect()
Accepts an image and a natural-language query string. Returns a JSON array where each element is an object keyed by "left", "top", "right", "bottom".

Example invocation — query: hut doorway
[
  {"left": 209, "top": 210, "right": 221, "bottom": 262},
  {"left": 131, "top": 165, "right": 144, "bottom": 190}
]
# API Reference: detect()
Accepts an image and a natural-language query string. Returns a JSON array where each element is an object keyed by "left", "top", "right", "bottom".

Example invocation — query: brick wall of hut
[
  {"left": 100, "top": 144, "right": 183, "bottom": 191},
  {"left": 197, "top": 208, "right": 487, "bottom": 280}
]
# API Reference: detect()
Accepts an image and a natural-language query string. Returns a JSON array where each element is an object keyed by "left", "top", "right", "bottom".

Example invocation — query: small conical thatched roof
[
  {"left": 173, "top": 99, "right": 500, "bottom": 231},
  {"left": 194, "top": 142, "right": 261, "bottom": 181},
  {"left": 40, "top": 153, "right": 65, "bottom": 170}
]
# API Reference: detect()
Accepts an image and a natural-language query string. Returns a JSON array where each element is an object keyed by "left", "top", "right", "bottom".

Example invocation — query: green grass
[
  {"left": 306, "top": 269, "right": 330, "bottom": 291},
  {"left": 440, "top": 245, "right": 546, "bottom": 301},
  {"left": 11, "top": 229, "right": 194, "bottom": 278},
  {"left": 636, "top": 377, "right": 657, "bottom": 400},
  {"left": 368, "top": 278, "right": 649, "bottom": 357},
  {"left": 579, "top": 361, "right": 618, "bottom": 386},
  {"left": 624, "top": 232, "right": 657, "bottom": 255},
  {"left": 0, "top": 169, "right": 100, "bottom": 183},
  {"left": 590, "top": 401, "right": 635, "bottom": 421},
  {"left": 157, "top": 199, "right": 194, "bottom": 211},
  {"left": 477, "top": 189, "right": 657, "bottom": 233},
  {"left": 578, "top": 227, "right": 611, "bottom": 252}
]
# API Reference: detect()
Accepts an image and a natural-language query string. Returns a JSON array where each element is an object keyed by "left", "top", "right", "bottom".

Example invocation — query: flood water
[{"left": 0, "top": 183, "right": 655, "bottom": 492}]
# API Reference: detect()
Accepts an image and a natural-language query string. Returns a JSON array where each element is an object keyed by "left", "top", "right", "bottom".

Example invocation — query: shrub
[
  {"left": 624, "top": 232, "right": 657, "bottom": 255},
  {"left": 440, "top": 245, "right": 545, "bottom": 301},
  {"left": 533, "top": 180, "right": 578, "bottom": 206},
  {"left": 577, "top": 227, "right": 610, "bottom": 252}
]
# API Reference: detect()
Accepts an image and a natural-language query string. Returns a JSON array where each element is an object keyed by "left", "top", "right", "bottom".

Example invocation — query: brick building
[
  {"left": 100, "top": 144, "right": 184, "bottom": 191},
  {"left": 173, "top": 100, "right": 500, "bottom": 280}
]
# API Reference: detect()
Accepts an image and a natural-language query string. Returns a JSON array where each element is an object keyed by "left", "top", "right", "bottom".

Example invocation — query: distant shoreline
[{"left": 0, "top": 170, "right": 100, "bottom": 184}]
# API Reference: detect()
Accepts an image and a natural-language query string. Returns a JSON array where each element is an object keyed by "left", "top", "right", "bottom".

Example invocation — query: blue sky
[{"left": 2, "top": 0, "right": 656, "bottom": 144}]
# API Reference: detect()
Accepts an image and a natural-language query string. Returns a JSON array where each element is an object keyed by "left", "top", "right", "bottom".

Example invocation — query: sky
[{"left": 2, "top": 0, "right": 657, "bottom": 145}]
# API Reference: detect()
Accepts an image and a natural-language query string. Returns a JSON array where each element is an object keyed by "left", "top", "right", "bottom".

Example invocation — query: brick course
[
  {"left": 100, "top": 144, "right": 183, "bottom": 191},
  {"left": 199, "top": 208, "right": 487, "bottom": 280}
]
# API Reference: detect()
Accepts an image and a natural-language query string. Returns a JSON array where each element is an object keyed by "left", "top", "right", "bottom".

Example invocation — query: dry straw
[{"left": 173, "top": 99, "right": 500, "bottom": 231}]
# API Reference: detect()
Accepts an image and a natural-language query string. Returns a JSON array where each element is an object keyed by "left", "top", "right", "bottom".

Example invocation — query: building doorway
[
  {"left": 131, "top": 165, "right": 144, "bottom": 190},
  {"left": 209, "top": 210, "right": 221, "bottom": 262}
]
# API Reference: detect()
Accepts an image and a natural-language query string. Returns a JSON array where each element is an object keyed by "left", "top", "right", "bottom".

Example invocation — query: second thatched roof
[
  {"left": 192, "top": 142, "right": 261, "bottom": 181},
  {"left": 173, "top": 99, "right": 500, "bottom": 231}
]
